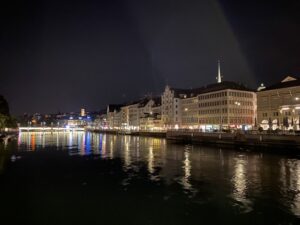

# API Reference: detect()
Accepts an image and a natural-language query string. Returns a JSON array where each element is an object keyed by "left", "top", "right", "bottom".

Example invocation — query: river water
[{"left": 0, "top": 131, "right": 300, "bottom": 225}]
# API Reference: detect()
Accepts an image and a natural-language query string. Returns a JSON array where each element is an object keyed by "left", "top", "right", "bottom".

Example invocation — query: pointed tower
[{"left": 216, "top": 60, "right": 222, "bottom": 83}]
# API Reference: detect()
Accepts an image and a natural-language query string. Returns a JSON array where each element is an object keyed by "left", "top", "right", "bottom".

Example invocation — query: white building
[{"left": 257, "top": 76, "right": 300, "bottom": 130}]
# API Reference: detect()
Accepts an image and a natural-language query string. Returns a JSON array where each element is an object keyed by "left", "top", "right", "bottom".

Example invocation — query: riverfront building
[
  {"left": 98, "top": 63, "right": 258, "bottom": 131},
  {"left": 161, "top": 86, "right": 194, "bottom": 129},
  {"left": 139, "top": 97, "right": 162, "bottom": 131},
  {"left": 160, "top": 62, "right": 257, "bottom": 131},
  {"left": 105, "top": 97, "right": 162, "bottom": 131},
  {"left": 257, "top": 76, "right": 300, "bottom": 130},
  {"left": 179, "top": 81, "right": 257, "bottom": 131},
  {"left": 106, "top": 104, "right": 123, "bottom": 129}
]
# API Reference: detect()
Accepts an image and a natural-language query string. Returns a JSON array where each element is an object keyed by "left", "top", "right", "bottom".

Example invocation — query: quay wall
[
  {"left": 166, "top": 130, "right": 300, "bottom": 151},
  {"left": 87, "top": 128, "right": 166, "bottom": 138}
]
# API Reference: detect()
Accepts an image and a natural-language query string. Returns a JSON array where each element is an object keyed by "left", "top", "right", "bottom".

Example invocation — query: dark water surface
[{"left": 1, "top": 131, "right": 300, "bottom": 225}]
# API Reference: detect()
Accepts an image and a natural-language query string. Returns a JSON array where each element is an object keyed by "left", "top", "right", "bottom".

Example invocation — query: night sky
[{"left": 1, "top": 0, "right": 300, "bottom": 115}]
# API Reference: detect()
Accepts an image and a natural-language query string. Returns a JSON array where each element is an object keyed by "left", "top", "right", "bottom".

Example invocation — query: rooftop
[
  {"left": 259, "top": 76, "right": 300, "bottom": 92},
  {"left": 170, "top": 81, "right": 254, "bottom": 98}
]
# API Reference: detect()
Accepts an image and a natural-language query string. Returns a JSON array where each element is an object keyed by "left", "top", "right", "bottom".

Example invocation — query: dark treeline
[{"left": 0, "top": 95, "right": 17, "bottom": 129}]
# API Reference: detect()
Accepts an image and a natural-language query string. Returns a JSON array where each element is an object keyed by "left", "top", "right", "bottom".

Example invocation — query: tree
[
  {"left": 0, "top": 114, "right": 9, "bottom": 129},
  {"left": 0, "top": 95, "right": 17, "bottom": 129},
  {"left": 0, "top": 95, "right": 10, "bottom": 116}
]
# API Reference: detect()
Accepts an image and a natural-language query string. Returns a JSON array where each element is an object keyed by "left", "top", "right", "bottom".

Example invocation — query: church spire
[{"left": 216, "top": 60, "right": 222, "bottom": 83}]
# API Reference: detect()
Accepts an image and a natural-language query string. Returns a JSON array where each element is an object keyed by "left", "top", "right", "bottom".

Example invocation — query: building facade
[
  {"left": 139, "top": 97, "right": 162, "bottom": 131},
  {"left": 106, "top": 104, "right": 123, "bottom": 129},
  {"left": 257, "top": 76, "right": 300, "bottom": 130},
  {"left": 161, "top": 86, "right": 191, "bottom": 129},
  {"left": 180, "top": 81, "right": 256, "bottom": 131}
]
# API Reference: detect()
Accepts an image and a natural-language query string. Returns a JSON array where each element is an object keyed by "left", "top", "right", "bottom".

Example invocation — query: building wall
[
  {"left": 121, "top": 106, "right": 129, "bottom": 129},
  {"left": 128, "top": 104, "right": 139, "bottom": 129},
  {"left": 139, "top": 100, "right": 162, "bottom": 130},
  {"left": 139, "top": 100, "right": 153, "bottom": 117},
  {"left": 161, "top": 86, "right": 174, "bottom": 127},
  {"left": 161, "top": 86, "right": 182, "bottom": 128},
  {"left": 181, "top": 96, "right": 198, "bottom": 128},
  {"left": 181, "top": 89, "right": 256, "bottom": 130},
  {"left": 257, "top": 86, "right": 300, "bottom": 130}
]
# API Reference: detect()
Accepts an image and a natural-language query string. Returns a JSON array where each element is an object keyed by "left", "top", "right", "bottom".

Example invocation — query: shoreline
[
  {"left": 87, "top": 128, "right": 300, "bottom": 153},
  {"left": 16, "top": 128, "right": 300, "bottom": 153}
]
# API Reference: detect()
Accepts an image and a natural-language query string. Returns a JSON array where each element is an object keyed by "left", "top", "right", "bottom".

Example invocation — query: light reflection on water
[{"left": 13, "top": 131, "right": 300, "bottom": 219}]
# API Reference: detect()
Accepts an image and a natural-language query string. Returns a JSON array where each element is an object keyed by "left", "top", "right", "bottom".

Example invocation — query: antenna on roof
[{"left": 216, "top": 60, "right": 222, "bottom": 83}]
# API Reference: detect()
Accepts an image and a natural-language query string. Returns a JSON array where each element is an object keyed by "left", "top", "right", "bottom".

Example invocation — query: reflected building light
[
  {"left": 289, "top": 160, "right": 300, "bottom": 216},
  {"left": 42, "top": 133, "right": 45, "bottom": 148},
  {"left": 148, "top": 146, "right": 154, "bottom": 174},
  {"left": 136, "top": 140, "right": 140, "bottom": 160},
  {"left": 80, "top": 133, "right": 85, "bottom": 155},
  {"left": 102, "top": 135, "right": 107, "bottom": 158},
  {"left": 98, "top": 134, "right": 103, "bottom": 155},
  {"left": 31, "top": 134, "right": 35, "bottom": 151},
  {"left": 182, "top": 149, "right": 193, "bottom": 191},
  {"left": 17, "top": 132, "right": 22, "bottom": 146},
  {"left": 56, "top": 132, "right": 59, "bottom": 148},
  {"left": 68, "top": 132, "right": 73, "bottom": 149},
  {"left": 27, "top": 133, "right": 31, "bottom": 150},
  {"left": 85, "top": 132, "right": 92, "bottom": 155},
  {"left": 123, "top": 139, "right": 131, "bottom": 170},
  {"left": 92, "top": 133, "right": 100, "bottom": 155},
  {"left": 232, "top": 157, "right": 247, "bottom": 202}
]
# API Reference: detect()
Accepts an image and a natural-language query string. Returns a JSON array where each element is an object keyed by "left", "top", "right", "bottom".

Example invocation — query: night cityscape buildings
[
  {"left": 257, "top": 76, "right": 300, "bottom": 130},
  {"left": 92, "top": 71, "right": 300, "bottom": 132},
  {"left": 17, "top": 73, "right": 300, "bottom": 133}
]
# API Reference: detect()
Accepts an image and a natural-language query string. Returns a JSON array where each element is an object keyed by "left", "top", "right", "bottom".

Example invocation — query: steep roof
[
  {"left": 259, "top": 76, "right": 300, "bottom": 92},
  {"left": 137, "top": 97, "right": 152, "bottom": 108},
  {"left": 152, "top": 97, "right": 161, "bottom": 106},
  {"left": 107, "top": 104, "right": 123, "bottom": 112}
]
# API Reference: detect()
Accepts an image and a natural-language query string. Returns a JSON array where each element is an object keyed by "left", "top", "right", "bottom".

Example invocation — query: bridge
[{"left": 19, "top": 127, "right": 85, "bottom": 132}]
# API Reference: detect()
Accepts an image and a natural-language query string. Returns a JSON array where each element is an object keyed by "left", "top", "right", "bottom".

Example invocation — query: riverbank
[
  {"left": 86, "top": 128, "right": 166, "bottom": 138},
  {"left": 166, "top": 130, "right": 300, "bottom": 152},
  {"left": 0, "top": 131, "right": 18, "bottom": 143},
  {"left": 17, "top": 127, "right": 300, "bottom": 153}
]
